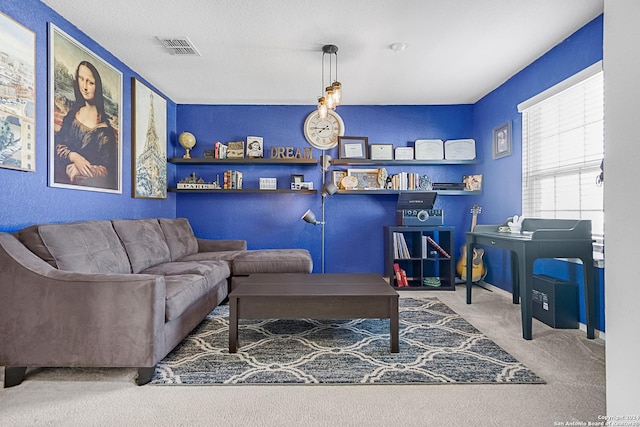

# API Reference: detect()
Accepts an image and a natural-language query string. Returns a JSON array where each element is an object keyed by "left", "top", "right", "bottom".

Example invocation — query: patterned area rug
[{"left": 151, "top": 297, "right": 544, "bottom": 385}]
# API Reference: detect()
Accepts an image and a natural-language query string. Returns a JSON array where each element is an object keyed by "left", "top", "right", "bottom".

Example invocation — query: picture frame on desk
[
  {"left": 339, "top": 136, "right": 368, "bottom": 159},
  {"left": 493, "top": 121, "right": 512, "bottom": 159}
]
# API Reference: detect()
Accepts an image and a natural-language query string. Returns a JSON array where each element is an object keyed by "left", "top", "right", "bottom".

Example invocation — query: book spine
[{"left": 426, "top": 236, "right": 451, "bottom": 258}]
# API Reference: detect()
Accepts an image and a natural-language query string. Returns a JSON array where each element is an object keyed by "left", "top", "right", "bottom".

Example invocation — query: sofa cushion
[
  {"left": 164, "top": 274, "right": 214, "bottom": 322},
  {"left": 112, "top": 219, "right": 171, "bottom": 273},
  {"left": 38, "top": 221, "right": 131, "bottom": 274},
  {"left": 158, "top": 218, "right": 198, "bottom": 261},
  {"left": 179, "top": 250, "right": 243, "bottom": 266},
  {"left": 141, "top": 260, "right": 230, "bottom": 285},
  {"left": 17, "top": 224, "right": 57, "bottom": 267},
  {"left": 232, "top": 249, "right": 313, "bottom": 275}
]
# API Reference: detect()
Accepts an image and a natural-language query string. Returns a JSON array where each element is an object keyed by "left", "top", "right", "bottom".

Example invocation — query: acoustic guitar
[{"left": 456, "top": 205, "right": 487, "bottom": 282}]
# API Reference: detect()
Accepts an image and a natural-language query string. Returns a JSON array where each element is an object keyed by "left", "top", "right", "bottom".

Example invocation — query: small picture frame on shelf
[
  {"left": 463, "top": 174, "right": 483, "bottom": 191},
  {"left": 339, "top": 136, "right": 368, "bottom": 159},
  {"left": 347, "top": 168, "right": 381, "bottom": 189},
  {"left": 414, "top": 139, "right": 444, "bottom": 160},
  {"left": 369, "top": 144, "right": 394, "bottom": 160},
  {"left": 246, "top": 136, "right": 263, "bottom": 158},
  {"left": 332, "top": 170, "right": 347, "bottom": 188},
  {"left": 394, "top": 147, "right": 414, "bottom": 160},
  {"left": 492, "top": 121, "right": 512, "bottom": 159}
]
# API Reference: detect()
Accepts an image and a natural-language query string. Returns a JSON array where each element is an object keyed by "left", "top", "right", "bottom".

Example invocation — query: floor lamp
[{"left": 301, "top": 154, "right": 337, "bottom": 273}]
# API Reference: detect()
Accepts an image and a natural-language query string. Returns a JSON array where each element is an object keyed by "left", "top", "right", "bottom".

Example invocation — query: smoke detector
[{"left": 156, "top": 37, "right": 201, "bottom": 56}]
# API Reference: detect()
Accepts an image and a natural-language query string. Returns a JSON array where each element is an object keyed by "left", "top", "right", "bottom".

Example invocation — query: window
[{"left": 518, "top": 62, "right": 604, "bottom": 257}]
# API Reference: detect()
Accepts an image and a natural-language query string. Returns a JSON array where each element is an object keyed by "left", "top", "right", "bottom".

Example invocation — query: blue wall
[
  {"left": 0, "top": 0, "right": 176, "bottom": 232},
  {"left": 473, "top": 15, "right": 605, "bottom": 329}
]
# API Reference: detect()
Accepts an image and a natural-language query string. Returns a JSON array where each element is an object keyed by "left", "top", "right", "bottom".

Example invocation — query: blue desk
[{"left": 465, "top": 219, "right": 595, "bottom": 340}]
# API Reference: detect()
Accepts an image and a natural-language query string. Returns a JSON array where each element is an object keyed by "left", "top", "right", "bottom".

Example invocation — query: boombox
[
  {"left": 397, "top": 209, "right": 444, "bottom": 226},
  {"left": 396, "top": 192, "right": 443, "bottom": 226}
]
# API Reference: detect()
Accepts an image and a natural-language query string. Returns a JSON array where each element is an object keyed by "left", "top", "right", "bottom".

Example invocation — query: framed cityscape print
[
  {"left": 48, "top": 24, "right": 122, "bottom": 193},
  {"left": 132, "top": 78, "right": 167, "bottom": 199},
  {"left": 0, "top": 12, "right": 36, "bottom": 172}
]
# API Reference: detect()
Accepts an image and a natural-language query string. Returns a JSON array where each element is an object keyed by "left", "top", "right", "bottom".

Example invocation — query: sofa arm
[
  {"left": 197, "top": 237, "right": 247, "bottom": 252},
  {"left": 0, "top": 232, "right": 166, "bottom": 368}
]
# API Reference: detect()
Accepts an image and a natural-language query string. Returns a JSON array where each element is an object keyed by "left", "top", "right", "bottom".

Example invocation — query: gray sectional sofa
[{"left": 0, "top": 217, "right": 312, "bottom": 387}]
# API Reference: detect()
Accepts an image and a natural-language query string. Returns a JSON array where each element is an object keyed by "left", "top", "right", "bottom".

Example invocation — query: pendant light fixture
[{"left": 317, "top": 44, "right": 342, "bottom": 119}]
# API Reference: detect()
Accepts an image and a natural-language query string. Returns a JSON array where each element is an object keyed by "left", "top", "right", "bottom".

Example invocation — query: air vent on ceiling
[{"left": 156, "top": 37, "right": 201, "bottom": 56}]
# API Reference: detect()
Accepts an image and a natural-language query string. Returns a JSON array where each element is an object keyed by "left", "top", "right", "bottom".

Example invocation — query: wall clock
[{"left": 303, "top": 110, "right": 345, "bottom": 150}]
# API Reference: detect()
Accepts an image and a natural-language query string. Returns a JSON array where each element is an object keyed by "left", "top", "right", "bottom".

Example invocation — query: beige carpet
[{"left": 0, "top": 285, "right": 606, "bottom": 426}]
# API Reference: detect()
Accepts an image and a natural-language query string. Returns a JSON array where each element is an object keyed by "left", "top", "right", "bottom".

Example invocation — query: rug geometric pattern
[{"left": 151, "top": 297, "right": 545, "bottom": 385}]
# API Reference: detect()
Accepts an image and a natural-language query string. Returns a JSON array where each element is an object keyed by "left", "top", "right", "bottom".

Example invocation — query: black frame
[{"left": 339, "top": 136, "right": 368, "bottom": 159}]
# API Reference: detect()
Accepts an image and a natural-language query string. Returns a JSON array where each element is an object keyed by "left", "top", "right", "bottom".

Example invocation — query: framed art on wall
[
  {"left": 339, "top": 136, "right": 368, "bottom": 159},
  {"left": 493, "top": 121, "right": 512, "bottom": 159},
  {"left": 48, "top": 24, "right": 123, "bottom": 193},
  {"left": 0, "top": 12, "right": 36, "bottom": 172},
  {"left": 132, "top": 78, "right": 167, "bottom": 199}
]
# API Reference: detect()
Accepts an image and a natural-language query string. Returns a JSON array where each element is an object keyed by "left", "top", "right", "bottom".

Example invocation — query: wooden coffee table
[{"left": 228, "top": 273, "right": 399, "bottom": 353}]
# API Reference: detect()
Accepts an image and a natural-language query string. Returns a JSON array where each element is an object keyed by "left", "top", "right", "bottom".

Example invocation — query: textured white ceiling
[{"left": 41, "top": 0, "right": 603, "bottom": 105}]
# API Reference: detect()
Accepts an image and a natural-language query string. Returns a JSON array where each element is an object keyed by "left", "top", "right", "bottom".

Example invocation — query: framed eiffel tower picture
[{"left": 132, "top": 78, "right": 167, "bottom": 199}]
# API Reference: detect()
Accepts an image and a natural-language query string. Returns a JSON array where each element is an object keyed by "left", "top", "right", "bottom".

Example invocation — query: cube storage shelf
[{"left": 384, "top": 225, "right": 455, "bottom": 291}]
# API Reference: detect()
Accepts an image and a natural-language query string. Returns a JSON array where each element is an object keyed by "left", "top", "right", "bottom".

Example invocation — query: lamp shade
[
  {"left": 322, "top": 182, "right": 338, "bottom": 197},
  {"left": 301, "top": 209, "right": 319, "bottom": 225}
]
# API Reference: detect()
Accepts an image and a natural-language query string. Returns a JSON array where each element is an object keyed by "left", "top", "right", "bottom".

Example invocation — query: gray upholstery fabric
[
  {"left": 233, "top": 249, "right": 313, "bottom": 275},
  {"left": 113, "top": 219, "right": 171, "bottom": 273},
  {"left": 158, "top": 218, "right": 198, "bottom": 261},
  {"left": 164, "top": 274, "right": 219, "bottom": 322},
  {"left": 197, "top": 238, "right": 247, "bottom": 252},
  {"left": 179, "top": 250, "right": 243, "bottom": 264},
  {"left": 17, "top": 224, "right": 58, "bottom": 267},
  {"left": 141, "top": 260, "right": 230, "bottom": 285},
  {"left": 38, "top": 221, "right": 131, "bottom": 274}
]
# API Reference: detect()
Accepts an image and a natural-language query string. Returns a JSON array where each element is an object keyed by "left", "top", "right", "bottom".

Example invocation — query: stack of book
[
  {"left": 223, "top": 170, "right": 243, "bottom": 189},
  {"left": 393, "top": 232, "right": 411, "bottom": 259}
]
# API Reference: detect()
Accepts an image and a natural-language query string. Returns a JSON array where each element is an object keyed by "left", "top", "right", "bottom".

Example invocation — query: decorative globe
[{"left": 178, "top": 132, "right": 196, "bottom": 159}]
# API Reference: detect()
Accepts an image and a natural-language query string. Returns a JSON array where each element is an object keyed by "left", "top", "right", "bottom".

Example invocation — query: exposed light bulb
[
  {"left": 325, "top": 86, "right": 335, "bottom": 110},
  {"left": 317, "top": 97, "right": 328, "bottom": 119},
  {"left": 332, "top": 81, "right": 342, "bottom": 106}
]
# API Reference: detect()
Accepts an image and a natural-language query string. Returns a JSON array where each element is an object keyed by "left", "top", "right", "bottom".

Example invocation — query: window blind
[{"left": 519, "top": 66, "right": 604, "bottom": 254}]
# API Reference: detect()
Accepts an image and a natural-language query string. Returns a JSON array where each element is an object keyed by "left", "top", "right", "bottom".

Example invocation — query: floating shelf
[
  {"left": 331, "top": 159, "right": 477, "bottom": 166},
  {"left": 168, "top": 188, "right": 318, "bottom": 194},
  {"left": 168, "top": 157, "right": 318, "bottom": 165}
]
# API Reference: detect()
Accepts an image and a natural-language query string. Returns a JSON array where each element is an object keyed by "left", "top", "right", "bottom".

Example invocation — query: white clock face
[{"left": 303, "top": 110, "right": 345, "bottom": 150}]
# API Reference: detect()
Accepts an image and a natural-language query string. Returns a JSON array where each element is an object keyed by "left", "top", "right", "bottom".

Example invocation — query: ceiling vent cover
[{"left": 156, "top": 37, "right": 201, "bottom": 56}]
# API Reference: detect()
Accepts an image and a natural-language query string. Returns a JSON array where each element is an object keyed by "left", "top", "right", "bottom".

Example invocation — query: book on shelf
[
  {"left": 425, "top": 235, "right": 451, "bottom": 258},
  {"left": 223, "top": 170, "right": 243, "bottom": 189},
  {"left": 227, "top": 141, "right": 244, "bottom": 158},
  {"left": 393, "top": 263, "right": 409, "bottom": 287},
  {"left": 393, "top": 232, "right": 411, "bottom": 259},
  {"left": 211, "top": 141, "right": 228, "bottom": 159}
]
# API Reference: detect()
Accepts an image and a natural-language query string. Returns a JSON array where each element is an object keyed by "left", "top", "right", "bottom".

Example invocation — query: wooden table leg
[
  {"left": 229, "top": 297, "right": 238, "bottom": 353},
  {"left": 390, "top": 297, "right": 399, "bottom": 353}
]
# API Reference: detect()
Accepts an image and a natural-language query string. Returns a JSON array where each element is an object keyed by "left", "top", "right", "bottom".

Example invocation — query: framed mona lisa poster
[{"left": 48, "top": 24, "right": 122, "bottom": 193}]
